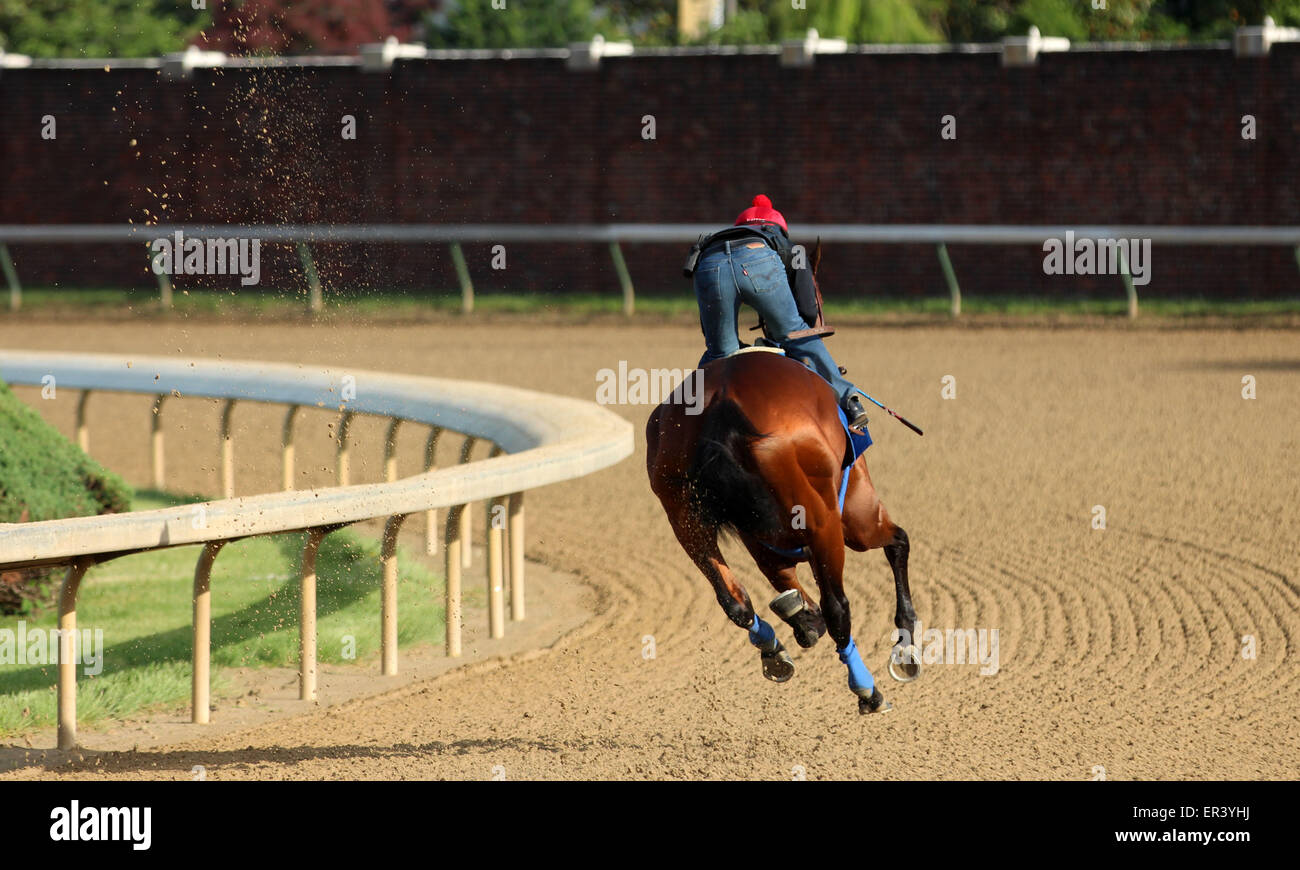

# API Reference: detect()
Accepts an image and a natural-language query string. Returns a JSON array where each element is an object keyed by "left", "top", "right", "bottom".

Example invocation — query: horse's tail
[{"left": 687, "top": 397, "right": 782, "bottom": 539}]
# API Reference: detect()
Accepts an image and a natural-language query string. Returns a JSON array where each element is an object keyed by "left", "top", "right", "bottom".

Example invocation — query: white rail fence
[
  {"left": 0, "top": 351, "right": 634, "bottom": 749},
  {"left": 2, "top": 224, "right": 1297, "bottom": 318}
]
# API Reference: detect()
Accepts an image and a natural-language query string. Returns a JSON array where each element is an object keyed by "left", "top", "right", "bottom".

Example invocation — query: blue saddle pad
[{"left": 835, "top": 403, "right": 873, "bottom": 512}]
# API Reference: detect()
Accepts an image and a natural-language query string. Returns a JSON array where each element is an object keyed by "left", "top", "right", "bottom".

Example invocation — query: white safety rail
[
  {"left": 0, "top": 351, "right": 634, "bottom": 749},
  {"left": 2, "top": 223, "right": 1297, "bottom": 318},
  {"left": 7, "top": 221, "right": 1300, "bottom": 244}
]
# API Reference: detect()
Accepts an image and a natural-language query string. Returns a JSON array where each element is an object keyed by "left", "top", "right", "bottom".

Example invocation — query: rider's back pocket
[{"left": 736, "top": 252, "right": 787, "bottom": 297}]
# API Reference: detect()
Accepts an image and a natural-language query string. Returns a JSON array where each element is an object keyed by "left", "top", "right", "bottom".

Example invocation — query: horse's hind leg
[
  {"left": 841, "top": 466, "right": 921, "bottom": 682},
  {"left": 807, "top": 523, "right": 891, "bottom": 714},
  {"left": 662, "top": 509, "right": 796, "bottom": 683},
  {"left": 740, "top": 536, "right": 827, "bottom": 649},
  {"left": 884, "top": 525, "right": 922, "bottom": 682}
]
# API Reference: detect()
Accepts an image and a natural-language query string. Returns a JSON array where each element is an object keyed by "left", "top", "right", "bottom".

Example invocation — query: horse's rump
[
  {"left": 648, "top": 352, "right": 848, "bottom": 543},
  {"left": 686, "top": 396, "right": 783, "bottom": 539}
]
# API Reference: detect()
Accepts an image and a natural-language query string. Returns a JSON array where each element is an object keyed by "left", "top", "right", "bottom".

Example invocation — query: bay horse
[{"left": 645, "top": 349, "right": 920, "bottom": 714}]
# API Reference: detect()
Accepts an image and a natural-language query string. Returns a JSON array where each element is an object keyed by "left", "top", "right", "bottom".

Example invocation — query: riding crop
[{"left": 856, "top": 390, "right": 924, "bottom": 437}]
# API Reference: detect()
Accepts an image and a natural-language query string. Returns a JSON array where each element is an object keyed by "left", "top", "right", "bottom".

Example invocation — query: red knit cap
[{"left": 734, "top": 194, "right": 788, "bottom": 233}]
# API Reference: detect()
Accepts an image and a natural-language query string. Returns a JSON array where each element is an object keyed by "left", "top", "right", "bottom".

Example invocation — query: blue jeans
[{"left": 694, "top": 239, "right": 859, "bottom": 403}]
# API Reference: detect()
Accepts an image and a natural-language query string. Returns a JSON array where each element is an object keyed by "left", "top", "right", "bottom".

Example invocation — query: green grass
[
  {"left": 822, "top": 295, "right": 1300, "bottom": 318},
  {"left": 5, "top": 286, "right": 670, "bottom": 318},
  {"left": 0, "top": 491, "right": 446, "bottom": 737},
  {"left": 7, "top": 286, "right": 1300, "bottom": 321}
]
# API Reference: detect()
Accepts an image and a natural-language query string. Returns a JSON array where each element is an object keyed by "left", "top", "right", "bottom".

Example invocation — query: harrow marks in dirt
[{"left": 0, "top": 321, "right": 1295, "bottom": 780}]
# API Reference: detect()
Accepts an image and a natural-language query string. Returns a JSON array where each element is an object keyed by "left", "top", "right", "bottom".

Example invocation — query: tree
[
  {"left": 4, "top": 0, "right": 1291, "bottom": 58},
  {"left": 0, "top": 0, "right": 205, "bottom": 57},
  {"left": 699, "top": 0, "right": 945, "bottom": 44},
  {"left": 937, "top": 0, "right": 1018, "bottom": 42},
  {"left": 196, "top": 0, "right": 396, "bottom": 55},
  {"left": 1157, "top": 0, "right": 1300, "bottom": 37},
  {"left": 594, "top": 0, "right": 675, "bottom": 44},
  {"left": 424, "top": 0, "right": 600, "bottom": 49}
]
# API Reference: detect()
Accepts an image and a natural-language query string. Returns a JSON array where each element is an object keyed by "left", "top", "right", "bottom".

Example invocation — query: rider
[{"left": 688, "top": 194, "right": 871, "bottom": 429}]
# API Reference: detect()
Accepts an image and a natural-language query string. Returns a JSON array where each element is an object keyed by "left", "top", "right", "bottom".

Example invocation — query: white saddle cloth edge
[{"left": 727, "top": 346, "right": 786, "bottom": 357}]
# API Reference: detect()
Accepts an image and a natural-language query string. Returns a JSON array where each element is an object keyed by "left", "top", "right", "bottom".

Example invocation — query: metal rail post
[
  {"left": 297, "top": 241, "right": 323, "bottom": 312},
  {"left": 424, "top": 427, "right": 442, "bottom": 555},
  {"left": 56, "top": 560, "right": 92, "bottom": 750},
  {"left": 299, "top": 529, "right": 326, "bottom": 701},
  {"left": 0, "top": 243, "right": 20, "bottom": 311},
  {"left": 458, "top": 436, "right": 477, "bottom": 569},
  {"left": 336, "top": 411, "right": 355, "bottom": 486},
  {"left": 75, "top": 390, "right": 91, "bottom": 453},
  {"left": 384, "top": 418, "right": 401, "bottom": 483},
  {"left": 444, "top": 504, "right": 466, "bottom": 657},
  {"left": 487, "top": 492, "right": 506, "bottom": 640},
  {"left": 1118, "top": 243, "right": 1139, "bottom": 319},
  {"left": 220, "top": 399, "right": 237, "bottom": 498},
  {"left": 281, "top": 405, "right": 300, "bottom": 491},
  {"left": 381, "top": 514, "right": 406, "bottom": 675},
  {"left": 610, "top": 240, "right": 635, "bottom": 316},
  {"left": 192, "top": 541, "right": 225, "bottom": 725},
  {"left": 937, "top": 243, "right": 961, "bottom": 317},
  {"left": 149, "top": 242, "right": 173, "bottom": 310},
  {"left": 508, "top": 492, "right": 525, "bottom": 622},
  {"left": 450, "top": 243, "right": 474, "bottom": 314},
  {"left": 151, "top": 395, "right": 167, "bottom": 488}
]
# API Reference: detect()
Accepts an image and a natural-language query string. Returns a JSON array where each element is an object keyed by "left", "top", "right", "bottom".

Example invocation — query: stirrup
[{"left": 843, "top": 397, "right": 870, "bottom": 430}]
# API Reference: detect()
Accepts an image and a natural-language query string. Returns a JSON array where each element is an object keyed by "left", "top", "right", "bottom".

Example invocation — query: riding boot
[{"left": 842, "top": 395, "right": 870, "bottom": 431}]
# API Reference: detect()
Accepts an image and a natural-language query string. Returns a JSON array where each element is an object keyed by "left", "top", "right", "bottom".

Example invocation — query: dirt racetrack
[{"left": 1, "top": 316, "right": 1297, "bottom": 780}]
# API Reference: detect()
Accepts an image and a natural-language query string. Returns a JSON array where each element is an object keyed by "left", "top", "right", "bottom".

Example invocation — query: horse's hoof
[
  {"left": 772, "top": 592, "right": 825, "bottom": 649},
  {"left": 791, "top": 612, "right": 825, "bottom": 649},
  {"left": 770, "top": 589, "right": 805, "bottom": 618},
  {"left": 888, "top": 644, "right": 922, "bottom": 683},
  {"left": 792, "top": 622, "right": 822, "bottom": 649},
  {"left": 857, "top": 688, "right": 893, "bottom": 715},
  {"left": 761, "top": 648, "right": 795, "bottom": 683}
]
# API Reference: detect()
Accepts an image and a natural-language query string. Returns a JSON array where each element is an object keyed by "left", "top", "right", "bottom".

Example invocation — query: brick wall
[{"left": 1, "top": 46, "right": 1296, "bottom": 300}]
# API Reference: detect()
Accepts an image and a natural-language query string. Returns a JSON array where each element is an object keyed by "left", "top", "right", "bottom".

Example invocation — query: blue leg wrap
[
  {"left": 837, "top": 637, "right": 875, "bottom": 695},
  {"left": 748, "top": 614, "right": 779, "bottom": 652}
]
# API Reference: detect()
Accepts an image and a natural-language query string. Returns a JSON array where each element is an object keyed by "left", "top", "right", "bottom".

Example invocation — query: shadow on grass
[{"left": 0, "top": 528, "right": 377, "bottom": 696}]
